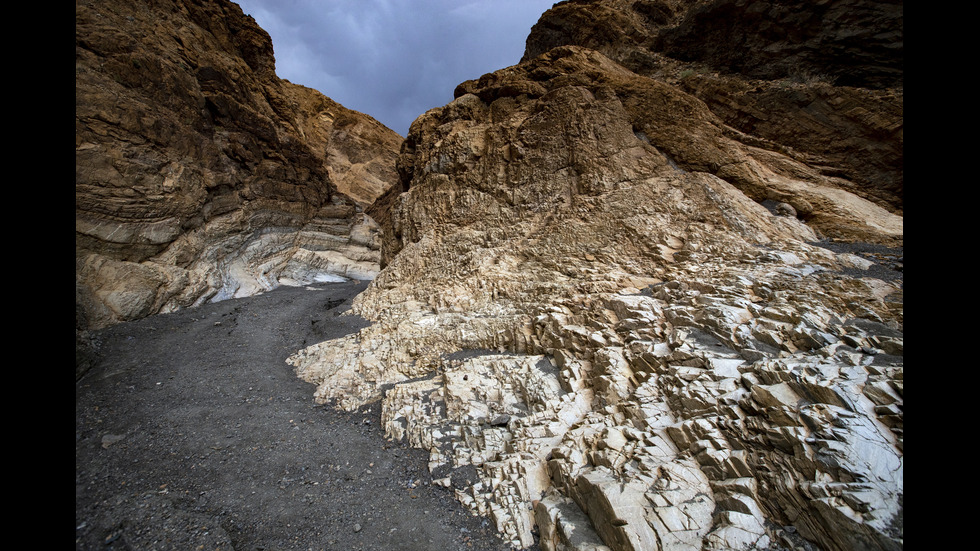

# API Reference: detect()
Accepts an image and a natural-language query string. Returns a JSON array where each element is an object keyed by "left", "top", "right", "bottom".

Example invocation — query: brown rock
[
  {"left": 521, "top": 0, "right": 904, "bottom": 213},
  {"left": 330, "top": 6, "right": 902, "bottom": 549},
  {"left": 77, "top": 1, "right": 904, "bottom": 549},
  {"left": 75, "top": 0, "right": 401, "bottom": 330}
]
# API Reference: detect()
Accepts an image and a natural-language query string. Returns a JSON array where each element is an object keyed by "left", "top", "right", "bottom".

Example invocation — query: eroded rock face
[
  {"left": 522, "top": 0, "right": 904, "bottom": 214},
  {"left": 75, "top": 0, "right": 401, "bottom": 331},
  {"left": 77, "top": 0, "right": 904, "bottom": 548},
  {"left": 523, "top": 0, "right": 903, "bottom": 89},
  {"left": 291, "top": 42, "right": 902, "bottom": 551}
]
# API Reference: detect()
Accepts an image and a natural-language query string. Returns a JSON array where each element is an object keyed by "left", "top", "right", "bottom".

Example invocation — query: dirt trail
[{"left": 75, "top": 280, "right": 516, "bottom": 551}]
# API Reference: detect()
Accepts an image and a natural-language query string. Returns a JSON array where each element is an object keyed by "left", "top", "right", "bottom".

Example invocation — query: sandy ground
[{"left": 75, "top": 280, "right": 522, "bottom": 551}]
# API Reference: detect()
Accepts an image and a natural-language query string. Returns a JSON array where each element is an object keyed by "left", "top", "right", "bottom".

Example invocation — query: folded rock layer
[
  {"left": 75, "top": 0, "right": 401, "bottom": 332},
  {"left": 522, "top": 0, "right": 904, "bottom": 214}
]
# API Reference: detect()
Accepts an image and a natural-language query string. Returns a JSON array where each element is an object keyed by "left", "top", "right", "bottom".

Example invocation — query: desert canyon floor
[{"left": 75, "top": 280, "right": 521, "bottom": 551}]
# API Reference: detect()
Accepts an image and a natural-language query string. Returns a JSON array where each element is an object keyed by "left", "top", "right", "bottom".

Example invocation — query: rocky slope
[
  {"left": 77, "top": 1, "right": 903, "bottom": 550},
  {"left": 75, "top": 0, "right": 401, "bottom": 334},
  {"left": 521, "top": 0, "right": 903, "bottom": 215},
  {"left": 290, "top": 2, "right": 903, "bottom": 550}
]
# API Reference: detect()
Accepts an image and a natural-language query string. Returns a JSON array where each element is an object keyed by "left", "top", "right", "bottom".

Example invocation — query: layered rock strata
[
  {"left": 290, "top": 44, "right": 903, "bottom": 551},
  {"left": 75, "top": 0, "right": 401, "bottom": 332},
  {"left": 521, "top": 0, "right": 904, "bottom": 214},
  {"left": 77, "top": 0, "right": 904, "bottom": 548}
]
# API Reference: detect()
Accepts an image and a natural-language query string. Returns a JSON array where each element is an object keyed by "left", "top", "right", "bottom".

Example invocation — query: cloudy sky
[{"left": 234, "top": 0, "right": 557, "bottom": 136}]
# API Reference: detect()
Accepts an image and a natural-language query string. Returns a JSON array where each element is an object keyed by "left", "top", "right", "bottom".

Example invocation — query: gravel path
[{"left": 75, "top": 280, "right": 517, "bottom": 551}]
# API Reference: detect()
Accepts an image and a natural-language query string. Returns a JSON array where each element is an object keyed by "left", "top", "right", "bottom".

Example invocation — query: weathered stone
[
  {"left": 535, "top": 492, "right": 613, "bottom": 551},
  {"left": 80, "top": 1, "right": 903, "bottom": 549},
  {"left": 299, "top": 25, "right": 902, "bottom": 546},
  {"left": 76, "top": 0, "right": 401, "bottom": 331},
  {"left": 521, "top": 0, "right": 904, "bottom": 214}
]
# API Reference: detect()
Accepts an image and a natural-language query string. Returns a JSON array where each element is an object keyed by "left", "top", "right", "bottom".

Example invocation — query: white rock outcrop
[{"left": 289, "top": 47, "right": 903, "bottom": 551}]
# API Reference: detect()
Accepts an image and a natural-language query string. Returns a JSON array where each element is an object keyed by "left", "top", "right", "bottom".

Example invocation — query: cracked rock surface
[
  {"left": 76, "top": 0, "right": 401, "bottom": 332},
  {"left": 77, "top": 1, "right": 903, "bottom": 549},
  {"left": 292, "top": 44, "right": 903, "bottom": 551}
]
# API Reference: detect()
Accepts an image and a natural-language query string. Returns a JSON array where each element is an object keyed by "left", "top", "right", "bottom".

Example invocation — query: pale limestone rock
[
  {"left": 535, "top": 492, "right": 613, "bottom": 551},
  {"left": 837, "top": 253, "right": 875, "bottom": 271},
  {"left": 286, "top": 31, "right": 902, "bottom": 551}
]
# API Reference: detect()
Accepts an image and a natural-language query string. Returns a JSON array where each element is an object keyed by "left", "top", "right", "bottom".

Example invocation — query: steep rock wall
[
  {"left": 76, "top": 1, "right": 904, "bottom": 548},
  {"left": 294, "top": 19, "right": 902, "bottom": 551},
  {"left": 75, "top": 0, "right": 401, "bottom": 332},
  {"left": 522, "top": 0, "right": 903, "bottom": 213}
]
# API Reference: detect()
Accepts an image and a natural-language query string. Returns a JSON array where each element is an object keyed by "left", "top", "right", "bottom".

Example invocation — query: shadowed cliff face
[
  {"left": 523, "top": 0, "right": 903, "bottom": 89},
  {"left": 521, "top": 0, "right": 904, "bottom": 213},
  {"left": 75, "top": 0, "right": 401, "bottom": 330}
]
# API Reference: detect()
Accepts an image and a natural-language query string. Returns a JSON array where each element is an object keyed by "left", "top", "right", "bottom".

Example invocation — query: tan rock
[
  {"left": 79, "top": 1, "right": 904, "bottom": 549},
  {"left": 522, "top": 0, "right": 904, "bottom": 215},
  {"left": 76, "top": 0, "right": 401, "bottom": 330},
  {"left": 318, "top": 36, "right": 902, "bottom": 549}
]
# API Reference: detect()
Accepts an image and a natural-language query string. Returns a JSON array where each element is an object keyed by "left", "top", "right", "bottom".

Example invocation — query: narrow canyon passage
[{"left": 75, "top": 280, "right": 516, "bottom": 551}]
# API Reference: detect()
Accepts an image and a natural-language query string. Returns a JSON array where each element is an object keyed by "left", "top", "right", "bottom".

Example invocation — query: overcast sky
[{"left": 234, "top": 0, "right": 557, "bottom": 136}]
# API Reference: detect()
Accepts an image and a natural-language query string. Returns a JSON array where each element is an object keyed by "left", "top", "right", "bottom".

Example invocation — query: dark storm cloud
[{"left": 234, "top": 0, "right": 556, "bottom": 136}]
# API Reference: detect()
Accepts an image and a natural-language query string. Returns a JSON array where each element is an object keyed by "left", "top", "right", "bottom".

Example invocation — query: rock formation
[
  {"left": 290, "top": 2, "right": 903, "bottom": 550},
  {"left": 521, "top": 0, "right": 904, "bottom": 215},
  {"left": 75, "top": 0, "right": 401, "bottom": 334},
  {"left": 78, "top": 0, "right": 903, "bottom": 549}
]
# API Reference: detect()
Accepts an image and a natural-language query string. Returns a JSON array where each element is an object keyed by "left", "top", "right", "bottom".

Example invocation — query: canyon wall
[
  {"left": 75, "top": 0, "right": 401, "bottom": 334},
  {"left": 77, "top": 1, "right": 903, "bottom": 549},
  {"left": 292, "top": 2, "right": 903, "bottom": 550},
  {"left": 521, "top": 0, "right": 903, "bottom": 215}
]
